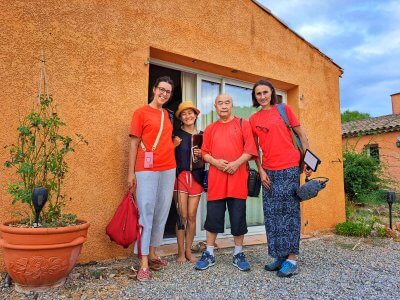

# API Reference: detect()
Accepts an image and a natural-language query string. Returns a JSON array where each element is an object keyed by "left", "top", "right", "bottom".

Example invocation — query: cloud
[
  {"left": 341, "top": 78, "right": 400, "bottom": 116},
  {"left": 258, "top": 0, "right": 400, "bottom": 116},
  {"left": 297, "top": 21, "right": 344, "bottom": 42},
  {"left": 352, "top": 28, "right": 400, "bottom": 58}
]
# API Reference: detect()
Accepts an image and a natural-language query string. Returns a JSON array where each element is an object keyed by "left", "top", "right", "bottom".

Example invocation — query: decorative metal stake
[
  {"left": 385, "top": 190, "right": 396, "bottom": 230},
  {"left": 3, "top": 273, "right": 12, "bottom": 288}
]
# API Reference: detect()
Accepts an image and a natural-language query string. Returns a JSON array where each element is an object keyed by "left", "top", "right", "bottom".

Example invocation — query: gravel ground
[{"left": 1, "top": 235, "right": 400, "bottom": 300}]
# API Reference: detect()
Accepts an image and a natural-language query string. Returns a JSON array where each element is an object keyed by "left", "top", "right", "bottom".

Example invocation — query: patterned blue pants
[{"left": 263, "top": 167, "right": 300, "bottom": 258}]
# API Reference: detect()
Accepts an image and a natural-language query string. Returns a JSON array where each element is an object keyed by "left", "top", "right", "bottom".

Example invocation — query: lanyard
[{"left": 140, "top": 109, "right": 164, "bottom": 152}]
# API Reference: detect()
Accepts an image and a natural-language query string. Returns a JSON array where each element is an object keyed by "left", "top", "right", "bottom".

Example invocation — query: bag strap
[
  {"left": 277, "top": 104, "right": 302, "bottom": 151},
  {"left": 239, "top": 118, "right": 244, "bottom": 146},
  {"left": 277, "top": 103, "right": 291, "bottom": 129},
  {"left": 239, "top": 118, "right": 250, "bottom": 170},
  {"left": 140, "top": 109, "right": 164, "bottom": 152}
]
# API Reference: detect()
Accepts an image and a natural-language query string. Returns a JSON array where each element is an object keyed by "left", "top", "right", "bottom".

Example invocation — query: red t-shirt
[
  {"left": 249, "top": 104, "right": 300, "bottom": 170},
  {"left": 202, "top": 117, "right": 258, "bottom": 201},
  {"left": 129, "top": 105, "right": 176, "bottom": 171}
]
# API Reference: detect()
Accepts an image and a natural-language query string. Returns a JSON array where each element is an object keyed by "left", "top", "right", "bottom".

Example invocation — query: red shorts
[{"left": 174, "top": 171, "right": 203, "bottom": 196}]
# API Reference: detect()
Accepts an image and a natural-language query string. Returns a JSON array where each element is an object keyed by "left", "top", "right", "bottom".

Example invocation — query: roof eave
[{"left": 342, "top": 126, "right": 400, "bottom": 138}]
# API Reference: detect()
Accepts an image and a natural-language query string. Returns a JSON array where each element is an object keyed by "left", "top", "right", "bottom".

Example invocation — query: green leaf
[
  {"left": 17, "top": 125, "right": 30, "bottom": 135},
  {"left": 16, "top": 162, "right": 34, "bottom": 175}
]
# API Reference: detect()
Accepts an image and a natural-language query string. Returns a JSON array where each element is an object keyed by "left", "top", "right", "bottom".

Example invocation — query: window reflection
[
  {"left": 200, "top": 80, "right": 220, "bottom": 130},
  {"left": 225, "top": 84, "right": 257, "bottom": 119}
]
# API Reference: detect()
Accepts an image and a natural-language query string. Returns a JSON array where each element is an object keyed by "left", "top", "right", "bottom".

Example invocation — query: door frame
[{"left": 149, "top": 59, "right": 287, "bottom": 243}]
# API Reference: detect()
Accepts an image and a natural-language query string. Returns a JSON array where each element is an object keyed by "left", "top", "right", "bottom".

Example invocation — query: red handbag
[{"left": 106, "top": 188, "right": 143, "bottom": 255}]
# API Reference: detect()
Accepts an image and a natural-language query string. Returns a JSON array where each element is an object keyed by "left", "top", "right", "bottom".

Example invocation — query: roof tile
[{"left": 342, "top": 114, "right": 400, "bottom": 137}]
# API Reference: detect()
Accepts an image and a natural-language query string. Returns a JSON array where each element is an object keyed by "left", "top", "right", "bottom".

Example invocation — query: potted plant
[{"left": 0, "top": 60, "right": 89, "bottom": 292}]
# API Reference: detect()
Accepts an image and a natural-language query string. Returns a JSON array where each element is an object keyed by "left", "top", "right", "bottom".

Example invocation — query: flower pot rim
[{"left": 0, "top": 219, "right": 90, "bottom": 235}]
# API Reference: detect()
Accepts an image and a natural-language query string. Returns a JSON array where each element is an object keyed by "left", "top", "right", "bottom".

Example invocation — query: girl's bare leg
[
  {"left": 185, "top": 194, "right": 201, "bottom": 262},
  {"left": 176, "top": 191, "right": 188, "bottom": 263}
]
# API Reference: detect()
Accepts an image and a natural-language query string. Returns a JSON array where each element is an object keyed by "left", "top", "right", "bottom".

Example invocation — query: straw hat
[{"left": 175, "top": 100, "right": 200, "bottom": 118}]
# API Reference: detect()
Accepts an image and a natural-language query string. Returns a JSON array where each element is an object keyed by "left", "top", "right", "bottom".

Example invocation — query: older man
[{"left": 195, "top": 94, "right": 258, "bottom": 271}]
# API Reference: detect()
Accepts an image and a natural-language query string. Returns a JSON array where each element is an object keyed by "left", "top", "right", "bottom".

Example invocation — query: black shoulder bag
[{"left": 240, "top": 118, "right": 261, "bottom": 197}]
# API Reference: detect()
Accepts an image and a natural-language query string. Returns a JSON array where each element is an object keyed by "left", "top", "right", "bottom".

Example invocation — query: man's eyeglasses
[
  {"left": 157, "top": 87, "right": 172, "bottom": 96},
  {"left": 256, "top": 125, "right": 269, "bottom": 133}
]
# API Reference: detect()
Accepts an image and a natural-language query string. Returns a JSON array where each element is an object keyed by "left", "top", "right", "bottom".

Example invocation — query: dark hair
[
  {"left": 152, "top": 76, "right": 174, "bottom": 96},
  {"left": 251, "top": 80, "right": 277, "bottom": 108}
]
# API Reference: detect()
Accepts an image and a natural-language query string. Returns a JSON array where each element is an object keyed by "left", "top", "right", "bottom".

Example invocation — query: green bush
[
  {"left": 335, "top": 221, "right": 371, "bottom": 237},
  {"left": 4, "top": 94, "right": 87, "bottom": 226},
  {"left": 372, "top": 223, "right": 387, "bottom": 238},
  {"left": 345, "top": 201, "right": 357, "bottom": 219},
  {"left": 343, "top": 151, "right": 384, "bottom": 202},
  {"left": 361, "top": 190, "right": 386, "bottom": 204}
]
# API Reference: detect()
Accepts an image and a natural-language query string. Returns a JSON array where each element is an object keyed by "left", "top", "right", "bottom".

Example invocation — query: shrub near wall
[
  {"left": 343, "top": 151, "right": 384, "bottom": 202},
  {"left": 337, "top": 150, "right": 393, "bottom": 238}
]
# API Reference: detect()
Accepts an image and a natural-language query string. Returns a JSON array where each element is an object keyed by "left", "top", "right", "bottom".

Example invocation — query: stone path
[{"left": 1, "top": 235, "right": 399, "bottom": 299}]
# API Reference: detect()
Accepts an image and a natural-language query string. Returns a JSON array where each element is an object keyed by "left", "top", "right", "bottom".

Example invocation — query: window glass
[
  {"left": 364, "top": 144, "right": 380, "bottom": 163},
  {"left": 199, "top": 80, "right": 220, "bottom": 129}
]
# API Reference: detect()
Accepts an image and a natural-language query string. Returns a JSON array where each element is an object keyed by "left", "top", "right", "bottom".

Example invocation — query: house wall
[
  {"left": 343, "top": 132, "right": 400, "bottom": 191},
  {"left": 0, "top": 0, "right": 345, "bottom": 269}
]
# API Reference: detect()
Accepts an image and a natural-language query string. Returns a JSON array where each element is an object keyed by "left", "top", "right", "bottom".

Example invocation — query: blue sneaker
[
  {"left": 277, "top": 260, "right": 297, "bottom": 277},
  {"left": 264, "top": 258, "right": 286, "bottom": 271},
  {"left": 232, "top": 252, "right": 251, "bottom": 271},
  {"left": 194, "top": 251, "right": 215, "bottom": 270}
]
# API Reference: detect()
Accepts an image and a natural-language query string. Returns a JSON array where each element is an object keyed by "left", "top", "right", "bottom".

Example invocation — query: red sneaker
[{"left": 136, "top": 268, "right": 152, "bottom": 282}]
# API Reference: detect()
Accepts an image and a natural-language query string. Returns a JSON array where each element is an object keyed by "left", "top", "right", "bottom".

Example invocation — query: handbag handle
[
  {"left": 305, "top": 176, "right": 329, "bottom": 183},
  {"left": 129, "top": 186, "right": 137, "bottom": 205}
]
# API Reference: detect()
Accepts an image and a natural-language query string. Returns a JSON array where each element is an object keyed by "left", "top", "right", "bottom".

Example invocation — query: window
[
  {"left": 196, "top": 75, "right": 287, "bottom": 235},
  {"left": 365, "top": 144, "right": 380, "bottom": 162}
]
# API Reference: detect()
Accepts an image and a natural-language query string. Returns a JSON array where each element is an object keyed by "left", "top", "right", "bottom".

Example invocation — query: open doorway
[{"left": 148, "top": 64, "right": 182, "bottom": 238}]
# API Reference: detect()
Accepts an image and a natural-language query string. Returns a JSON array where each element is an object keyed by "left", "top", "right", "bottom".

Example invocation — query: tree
[{"left": 341, "top": 110, "right": 371, "bottom": 123}]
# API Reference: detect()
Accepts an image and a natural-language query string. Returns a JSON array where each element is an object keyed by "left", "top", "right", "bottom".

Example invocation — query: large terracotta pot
[{"left": 0, "top": 220, "right": 90, "bottom": 293}]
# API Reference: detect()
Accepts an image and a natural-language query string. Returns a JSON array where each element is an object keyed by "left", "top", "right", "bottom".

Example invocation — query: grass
[{"left": 336, "top": 193, "right": 400, "bottom": 238}]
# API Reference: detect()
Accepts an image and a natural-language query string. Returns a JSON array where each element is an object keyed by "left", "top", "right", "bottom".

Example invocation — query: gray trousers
[{"left": 134, "top": 168, "right": 175, "bottom": 256}]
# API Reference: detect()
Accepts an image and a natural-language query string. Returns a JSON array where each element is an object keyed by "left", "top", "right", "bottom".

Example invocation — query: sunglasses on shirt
[{"left": 256, "top": 125, "right": 269, "bottom": 133}]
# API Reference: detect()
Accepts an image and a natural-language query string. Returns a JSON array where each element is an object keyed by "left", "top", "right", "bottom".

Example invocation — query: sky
[{"left": 258, "top": 0, "right": 400, "bottom": 117}]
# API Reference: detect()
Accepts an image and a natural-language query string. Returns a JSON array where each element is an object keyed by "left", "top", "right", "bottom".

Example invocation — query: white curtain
[{"left": 181, "top": 72, "right": 196, "bottom": 104}]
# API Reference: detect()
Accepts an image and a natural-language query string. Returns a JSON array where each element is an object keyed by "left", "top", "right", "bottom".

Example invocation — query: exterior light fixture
[
  {"left": 385, "top": 190, "right": 396, "bottom": 229},
  {"left": 32, "top": 187, "right": 48, "bottom": 228},
  {"left": 396, "top": 137, "right": 400, "bottom": 148}
]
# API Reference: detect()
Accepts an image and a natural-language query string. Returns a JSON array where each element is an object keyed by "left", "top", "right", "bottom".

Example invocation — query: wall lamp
[{"left": 32, "top": 187, "right": 48, "bottom": 228}]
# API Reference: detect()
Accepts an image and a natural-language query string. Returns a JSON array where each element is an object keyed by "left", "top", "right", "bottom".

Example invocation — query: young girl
[{"left": 173, "top": 101, "right": 204, "bottom": 263}]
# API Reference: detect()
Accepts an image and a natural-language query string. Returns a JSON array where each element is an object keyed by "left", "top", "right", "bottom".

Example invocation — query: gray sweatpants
[{"left": 134, "top": 168, "right": 175, "bottom": 256}]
